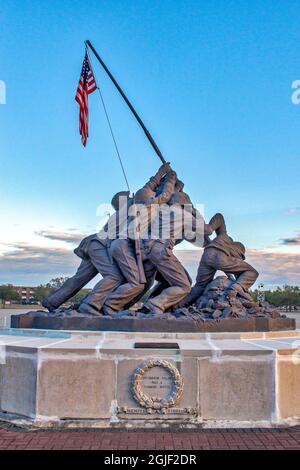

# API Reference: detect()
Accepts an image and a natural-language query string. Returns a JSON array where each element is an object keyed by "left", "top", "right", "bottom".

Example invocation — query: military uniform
[
  {"left": 143, "top": 240, "right": 191, "bottom": 313},
  {"left": 43, "top": 234, "right": 123, "bottom": 313},
  {"left": 142, "top": 193, "right": 213, "bottom": 313},
  {"left": 180, "top": 213, "right": 259, "bottom": 306},
  {"left": 101, "top": 238, "right": 145, "bottom": 314},
  {"left": 102, "top": 163, "right": 177, "bottom": 314},
  {"left": 42, "top": 194, "right": 131, "bottom": 313}
]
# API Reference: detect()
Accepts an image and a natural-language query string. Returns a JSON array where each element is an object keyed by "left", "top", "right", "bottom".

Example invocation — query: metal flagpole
[
  {"left": 85, "top": 45, "right": 131, "bottom": 192},
  {"left": 85, "top": 40, "right": 166, "bottom": 165},
  {"left": 85, "top": 47, "right": 146, "bottom": 283}
]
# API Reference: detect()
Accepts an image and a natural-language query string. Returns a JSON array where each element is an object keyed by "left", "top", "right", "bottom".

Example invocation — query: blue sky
[{"left": 0, "top": 0, "right": 300, "bottom": 287}]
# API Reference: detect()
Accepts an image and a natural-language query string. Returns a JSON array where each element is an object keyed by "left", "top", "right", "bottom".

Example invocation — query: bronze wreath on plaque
[{"left": 131, "top": 359, "right": 184, "bottom": 414}]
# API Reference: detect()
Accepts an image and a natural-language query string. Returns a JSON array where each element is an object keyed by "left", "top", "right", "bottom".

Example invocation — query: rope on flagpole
[{"left": 86, "top": 47, "right": 131, "bottom": 193}]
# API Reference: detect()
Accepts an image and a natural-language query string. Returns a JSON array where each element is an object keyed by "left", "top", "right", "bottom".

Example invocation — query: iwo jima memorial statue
[
  {"left": 12, "top": 41, "right": 294, "bottom": 333},
  {"left": 6, "top": 41, "right": 299, "bottom": 428}
]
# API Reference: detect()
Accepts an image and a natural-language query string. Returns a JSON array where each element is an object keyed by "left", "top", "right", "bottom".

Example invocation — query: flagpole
[
  {"left": 85, "top": 46, "right": 131, "bottom": 192},
  {"left": 85, "top": 40, "right": 166, "bottom": 165}
]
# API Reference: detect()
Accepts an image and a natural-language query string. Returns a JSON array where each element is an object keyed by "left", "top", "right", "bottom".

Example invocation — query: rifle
[{"left": 132, "top": 194, "right": 146, "bottom": 284}]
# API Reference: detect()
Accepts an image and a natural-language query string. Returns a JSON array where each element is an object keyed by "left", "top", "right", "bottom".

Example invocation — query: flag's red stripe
[{"left": 75, "top": 54, "right": 97, "bottom": 146}]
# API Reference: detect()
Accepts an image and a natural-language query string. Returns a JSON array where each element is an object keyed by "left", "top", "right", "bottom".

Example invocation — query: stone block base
[
  {"left": 0, "top": 328, "right": 300, "bottom": 428},
  {"left": 11, "top": 312, "right": 295, "bottom": 333}
]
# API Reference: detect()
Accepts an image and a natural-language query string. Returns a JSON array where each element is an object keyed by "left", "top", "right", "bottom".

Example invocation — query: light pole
[{"left": 257, "top": 283, "right": 265, "bottom": 304}]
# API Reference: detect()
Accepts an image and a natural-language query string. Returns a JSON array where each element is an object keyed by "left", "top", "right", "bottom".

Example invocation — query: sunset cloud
[
  {"left": 176, "top": 248, "right": 300, "bottom": 288},
  {"left": 280, "top": 236, "right": 300, "bottom": 246},
  {"left": 0, "top": 242, "right": 79, "bottom": 285},
  {"left": 1, "top": 242, "right": 300, "bottom": 288},
  {"left": 246, "top": 249, "right": 300, "bottom": 287},
  {"left": 35, "top": 230, "right": 87, "bottom": 244}
]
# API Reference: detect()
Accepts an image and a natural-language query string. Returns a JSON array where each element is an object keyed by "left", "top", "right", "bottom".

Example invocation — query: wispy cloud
[
  {"left": 35, "top": 230, "right": 87, "bottom": 244},
  {"left": 176, "top": 248, "right": 300, "bottom": 287},
  {"left": 0, "top": 229, "right": 89, "bottom": 284},
  {"left": 280, "top": 237, "right": 300, "bottom": 246},
  {"left": 1, "top": 242, "right": 300, "bottom": 288},
  {"left": 0, "top": 242, "right": 78, "bottom": 284},
  {"left": 280, "top": 232, "right": 300, "bottom": 246},
  {"left": 246, "top": 249, "right": 300, "bottom": 286},
  {"left": 282, "top": 208, "right": 300, "bottom": 216}
]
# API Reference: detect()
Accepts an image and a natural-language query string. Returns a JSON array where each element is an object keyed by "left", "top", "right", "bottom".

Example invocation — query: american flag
[{"left": 75, "top": 53, "right": 97, "bottom": 146}]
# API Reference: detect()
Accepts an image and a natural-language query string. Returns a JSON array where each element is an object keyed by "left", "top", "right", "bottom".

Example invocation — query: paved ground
[{"left": 0, "top": 427, "right": 299, "bottom": 450}]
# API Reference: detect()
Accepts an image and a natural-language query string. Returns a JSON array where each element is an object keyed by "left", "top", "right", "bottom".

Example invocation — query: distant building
[{"left": 13, "top": 286, "right": 36, "bottom": 303}]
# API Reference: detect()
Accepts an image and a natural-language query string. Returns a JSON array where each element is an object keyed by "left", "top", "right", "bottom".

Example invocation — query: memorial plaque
[
  {"left": 128, "top": 359, "right": 185, "bottom": 414},
  {"left": 116, "top": 357, "right": 198, "bottom": 419},
  {"left": 141, "top": 366, "right": 173, "bottom": 400}
]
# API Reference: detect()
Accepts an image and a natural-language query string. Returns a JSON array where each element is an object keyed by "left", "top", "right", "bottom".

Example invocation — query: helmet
[
  {"left": 175, "top": 179, "right": 184, "bottom": 191},
  {"left": 169, "top": 191, "right": 192, "bottom": 206},
  {"left": 111, "top": 191, "right": 130, "bottom": 210}
]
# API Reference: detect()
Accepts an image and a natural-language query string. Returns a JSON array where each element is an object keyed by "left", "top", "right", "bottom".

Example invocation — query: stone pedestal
[
  {"left": 0, "top": 328, "right": 300, "bottom": 428},
  {"left": 11, "top": 312, "right": 296, "bottom": 333}
]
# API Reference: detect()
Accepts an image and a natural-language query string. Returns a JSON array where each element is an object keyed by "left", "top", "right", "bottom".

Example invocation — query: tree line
[
  {"left": 251, "top": 285, "right": 300, "bottom": 309},
  {"left": 33, "top": 277, "right": 91, "bottom": 304},
  {"left": 0, "top": 278, "right": 91, "bottom": 307},
  {"left": 1, "top": 280, "right": 300, "bottom": 309}
]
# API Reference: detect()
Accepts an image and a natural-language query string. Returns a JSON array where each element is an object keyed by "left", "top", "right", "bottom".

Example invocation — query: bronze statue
[
  {"left": 179, "top": 213, "right": 258, "bottom": 308},
  {"left": 42, "top": 163, "right": 178, "bottom": 315},
  {"left": 42, "top": 165, "right": 260, "bottom": 319},
  {"left": 18, "top": 41, "right": 290, "bottom": 331}
]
